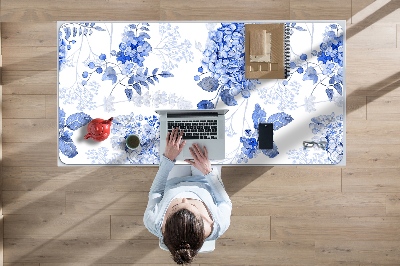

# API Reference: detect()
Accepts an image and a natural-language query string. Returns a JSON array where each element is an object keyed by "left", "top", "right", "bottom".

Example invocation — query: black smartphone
[{"left": 258, "top": 123, "right": 273, "bottom": 149}]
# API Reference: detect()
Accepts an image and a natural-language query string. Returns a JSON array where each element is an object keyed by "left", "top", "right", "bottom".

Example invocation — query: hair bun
[
  {"left": 174, "top": 247, "right": 193, "bottom": 264},
  {"left": 179, "top": 242, "right": 191, "bottom": 250}
]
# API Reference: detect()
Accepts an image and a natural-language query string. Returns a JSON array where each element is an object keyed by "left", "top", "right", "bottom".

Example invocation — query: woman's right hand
[{"left": 184, "top": 143, "right": 212, "bottom": 175}]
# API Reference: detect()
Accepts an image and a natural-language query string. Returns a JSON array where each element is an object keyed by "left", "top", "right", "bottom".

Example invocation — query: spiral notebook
[{"left": 245, "top": 23, "right": 290, "bottom": 79}]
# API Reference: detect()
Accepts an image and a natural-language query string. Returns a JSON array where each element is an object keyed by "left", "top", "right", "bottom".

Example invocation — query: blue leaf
[
  {"left": 153, "top": 76, "right": 159, "bottom": 83},
  {"left": 133, "top": 84, "right": 142, "bottom": 95},
  {"left": 220, "top": 89, "right": 237, "bottom": 106},
  {"left": 197, "top": 76, "right": 219, "bottom": 92},
  {"left": 125, "top": 88, "right": 133, "bottom": 101},
  {"left": 59, "top": 131, "right": 78, "bottom": 158},
  {"left": 295, "top": 26, "right": 307, "bottom": 31},
  {"left": 329, "top": 76, "right": 335, "bottom": 85},
  {"left": 152, "top": 68, "right": 159, "bottom": 75},
  {"left": 197, "top": 100, "right": 215, "bottom": 109},
  {"left": 139, "top": 81, "right": 149, "bottom": 89},
  {"left": 128, "top": 75, "right": 136, "bottom": 85},
  {"left": 63, "top": 27, "right": 71, "bottom": 40},
  {"left": 261, "top": 142, "right": 279, "bottom": 158},
  {"left": 139, "top": 32, "right": 151, "bottom": 39},
  {"left": 73, "top": 27, "right": 77, "bottom": 37},
  {"left": 59, "top": 108, "right": 66, "bottom": 129},
  {"left": 147, "top": 77, "right": 155, "bottom": 85},
  {"left": 334, "top": 83, "right": 342, "bottom": 95},
  {"left": 144, "top": 67, "right": 148, "bottom": 76},
  {"left": 66, "top": 112, "right": 92, "bottom": 130},
  {"left": 140, "top": 26, "right": 150, "bottom": 31},
  {"left": 94, "top": 26, "right": 106, "bottom": 31},
  {"left": 326, "top": 88, "right": 334, "bottom": 101},
  {"left": 102, "top": 66, "right": 117, "bottom": 84},
  {"left": 252, "top": 104, "right": 266, "bottom": 129},
  {"left": 159, "top": 71, "right": 174, "bottom": 78},
  {"left": 267, "top": 112, "right": 294, "bottom": 130}
]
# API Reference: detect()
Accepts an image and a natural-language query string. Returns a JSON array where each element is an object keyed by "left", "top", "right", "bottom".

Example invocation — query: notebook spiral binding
[{"left": 284, "top": 23, "right": 291, "bottom": 79}]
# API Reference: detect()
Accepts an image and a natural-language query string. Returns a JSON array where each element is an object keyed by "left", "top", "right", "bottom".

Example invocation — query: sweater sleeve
[
  {"left": 143, "top": 155, "right": 175, "bottom": 237},
  {"left": 205, "top": 167, "right": 232, "bottom": 237}
]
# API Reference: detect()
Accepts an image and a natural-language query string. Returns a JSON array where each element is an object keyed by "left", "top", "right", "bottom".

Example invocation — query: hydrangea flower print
[
  {"left": 79, "top": 23, "right": 174, "bottom": 102},
  {"left": 195, "top": 23, "right": 260, "bottom": 108}
]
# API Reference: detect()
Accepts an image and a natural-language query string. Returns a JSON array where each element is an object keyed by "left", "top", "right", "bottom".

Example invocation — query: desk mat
[{"left": 58, "top": 21, "right": 345, "bottom": 165}]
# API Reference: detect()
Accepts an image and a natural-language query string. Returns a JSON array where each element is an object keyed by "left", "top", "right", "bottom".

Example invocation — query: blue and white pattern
[{"left": 58, "top": 22, "right": 345, "bottom": 165}]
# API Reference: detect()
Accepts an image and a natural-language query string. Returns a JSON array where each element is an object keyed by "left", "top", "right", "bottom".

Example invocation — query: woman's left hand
[{"left": 164, "top": 127, "right": 186, "bottom": 161}]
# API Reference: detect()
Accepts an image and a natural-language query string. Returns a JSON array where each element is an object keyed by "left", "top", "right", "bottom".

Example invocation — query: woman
[{"left": 144, "top": 127, "right": 232, "bottom": 264}]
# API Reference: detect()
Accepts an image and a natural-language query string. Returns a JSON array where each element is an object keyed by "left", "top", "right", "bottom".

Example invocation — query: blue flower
[
  {"left": 115, "top": 24, "right": 153, "bottom": 67},
  {"left": 300, "top": 54, "right": 307, "bottom": 60},
  {"left": 194, "top": 75, "right": 200, "bottom": 81},
  {"left": 197, "top": 76, "right": 219, "bottom": 92},
  {"left": 297, "top": 67, "right": 304, "bottom": 74},
  {"left": 302, "top": 66, "right": 318, "bottom": 84},
  {"left": 196, "top": 23, "right": 259, "bottom": 106},
  {"left": 82, "top": 71, "right": 89, "bottom": 78},
  {"left": 197, "top": 100, "right": 215, "bottom": 109},
  {"left": 99, "top": 53, "right": 107, "bottom": 60}
]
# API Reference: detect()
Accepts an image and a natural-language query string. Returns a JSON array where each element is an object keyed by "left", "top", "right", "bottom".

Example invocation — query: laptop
[{"left": 156, "top": 109, "right": 229, "bottom": 160}]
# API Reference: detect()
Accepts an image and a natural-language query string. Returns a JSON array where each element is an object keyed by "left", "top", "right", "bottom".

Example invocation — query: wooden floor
[{"left": 1, "top": 0, "right": 400, "bottom": 265}]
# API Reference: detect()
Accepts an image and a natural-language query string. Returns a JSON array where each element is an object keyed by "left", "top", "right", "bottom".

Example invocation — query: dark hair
[{"left": 163, "top": 208, "right": 206, "bottom": 264}]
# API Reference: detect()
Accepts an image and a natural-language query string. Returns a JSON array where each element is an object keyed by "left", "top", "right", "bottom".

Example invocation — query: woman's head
[{"left": 163, "top": 208, "right": 206, "bottom": 264}]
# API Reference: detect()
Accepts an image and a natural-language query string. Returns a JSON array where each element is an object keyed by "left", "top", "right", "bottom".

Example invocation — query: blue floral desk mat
[{"left": 58, "top": 21, "right": 346, "bottom": 165}]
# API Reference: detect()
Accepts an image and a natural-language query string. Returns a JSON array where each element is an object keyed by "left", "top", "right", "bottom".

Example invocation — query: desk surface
[{"left": 58, "top": 21, "right": 346, "bottom": 165}]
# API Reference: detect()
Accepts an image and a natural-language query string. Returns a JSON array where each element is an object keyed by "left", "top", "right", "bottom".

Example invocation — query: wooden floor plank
[
  {"left": 65, "top": 191, "right": 148, "bottom": 216},
  {"left": 160, "top": 0, "right": 290, "bottom": 21},
  {"left": 386, "top": 194, "right": 400, "bottom": 216},
  {"left": 2, "top": 142, "right": 57, "bottom": 167},
  {"left": 2, "top": 191, "right": 65, "bottom": 215},
  {"left": 2, "top": 70, "right": 56, "bottom": 95},
  {"left": 2, "top": 50, "right": 57, "bottom": 71},
  {"left": 1, "top": 22, "right": 56, "bottom": 46},
  {"left": 2, "top": 95, "right": 46, "bottom": 119},
  {"left": 2, "top": 119, "right": 56, "bottom": 143},
  {"left": 111, "top": 216, "right": 153, "bottom": 240},
  {"left": 223, "top": 166, "right": 341, "bottom": 194},
  {"left": 4, "top": 214, "right": 110, "bottom": 240},
  {"left": 290, "top": 0, "right": 351, "bottom": 20},
  {"left": 231, "top": 192, "right": 386, "bottom": 217},
  {"left": 346, "top": 143, "right": 400, "bottom": 168},
  {"left": 1, "top": 166, "right": 156, "bottom": 192},
  {"left": 346, "top": 96, "right": 366, "bottom": 120},
  {"left": 0, "top": 0, "right": 160, "bottom": 22},
  {"left": 4, "top": 238, "right": 316, "bottom": 265},
  {"left": 316, "top": 240, "right": 400, "bottom": 264},
  {"left": 272, "top": 216, "right": 400, "bottom": 241},
  {"left": 343, "top": 168, "right": 400, "bottom": 193},
  {"left": 346, "top": 48, "right": 400, "bottom": 97},
  {"left": 346, "top": 120, "right": 400, "bottom": 145},
  {"left": 367, "top": 96, "right": 400, "bottom": 120}
]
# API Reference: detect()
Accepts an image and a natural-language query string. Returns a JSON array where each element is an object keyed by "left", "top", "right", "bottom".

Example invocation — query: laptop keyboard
[{"left": 168, "top": 120, "right": 218, "bottom": 139}]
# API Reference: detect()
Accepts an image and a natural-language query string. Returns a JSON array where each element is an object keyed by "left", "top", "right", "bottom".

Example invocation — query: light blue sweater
[{"left": 143, "top": 155, "right": 232, "bottom": 241}]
